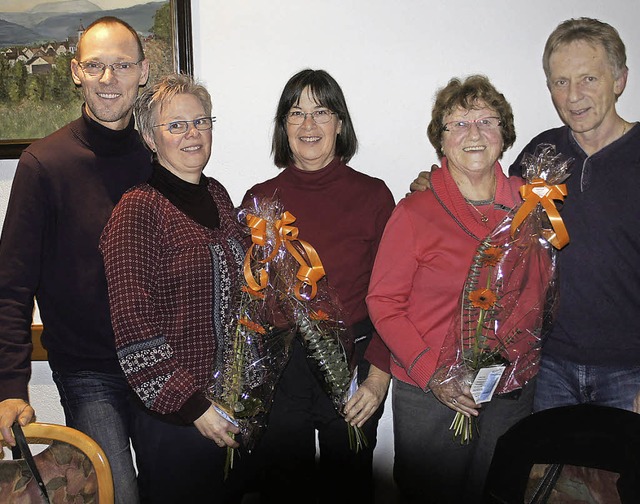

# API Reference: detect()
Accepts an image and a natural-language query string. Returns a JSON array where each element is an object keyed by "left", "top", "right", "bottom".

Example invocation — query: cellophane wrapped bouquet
[
  {"left": 279, "top": 276, "right": 367, "bottom": 452},
  {"left": 250, "top": 195, "right": 367, "bottom": 452},
  {"left": 429, "top": 144, "right": 573, "bottom": 443},
  {"left": 208, "top": 196, "right": 296, "bottom": 477},
  {"left": 208, "top": 195, "right": 365, "bottom": 478}
]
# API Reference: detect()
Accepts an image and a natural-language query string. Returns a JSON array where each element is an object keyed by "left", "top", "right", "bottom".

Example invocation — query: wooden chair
[
  {"left": 1, "top": 422, "right": 114, "bottom": 503},
  {"left": 483, "top": 404, "right": 640, "bottom": 504}
]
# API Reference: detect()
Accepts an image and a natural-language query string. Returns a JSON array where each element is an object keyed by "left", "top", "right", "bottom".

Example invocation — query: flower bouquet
[
  {"left": 429, "top": 143, "right": 573, "bottom": 443},
  {"left": 208, "top": 196, "right": 298, "bottom": 478},
  {"left": 249, "top": 196, "right": 367, "bottom": 452},
  {"left": 209, "top": 195, "right": 366, "bottom": 479},
  {"left": 282, "top": 281, "right": 367, "bottom": 452}
]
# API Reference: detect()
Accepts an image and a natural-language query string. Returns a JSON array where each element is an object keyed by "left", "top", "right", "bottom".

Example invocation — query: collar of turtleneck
[
  {"left": 284, "top": 156, "right": 345, "bottom": 189},
  {"left": 71, "top": 104, "right": 143, "bottom": 157},
  {"left": 149, "top": 162, "right": 220, "bottom": 230}
]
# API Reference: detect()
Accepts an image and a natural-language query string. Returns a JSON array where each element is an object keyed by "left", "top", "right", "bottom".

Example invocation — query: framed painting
[{"left": 0, "top": 0, "right": 193, "bottom": 159}]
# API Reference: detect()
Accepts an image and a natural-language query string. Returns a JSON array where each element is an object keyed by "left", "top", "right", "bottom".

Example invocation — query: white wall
[
  {"left": 192, "top": 0, "right": 640, "bottom": 204},
  {"left": 2, "top": 0, "right": 640, "bottom": 490}
]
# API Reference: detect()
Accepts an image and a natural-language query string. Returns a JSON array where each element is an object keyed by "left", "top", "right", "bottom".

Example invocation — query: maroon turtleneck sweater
[
  {"left": 242, "top": 157, "right": 395, "bottom": 369},
  {"left": 0, "top": 106, "right": 152, "bottom": 402}
]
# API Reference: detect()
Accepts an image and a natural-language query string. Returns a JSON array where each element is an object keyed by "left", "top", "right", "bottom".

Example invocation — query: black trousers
[
  {"left": 248, "top": 338, "right": 384, "bottom": 504},
  {"left": 132, "top": 405, "right": 248, "bottom": 504}
]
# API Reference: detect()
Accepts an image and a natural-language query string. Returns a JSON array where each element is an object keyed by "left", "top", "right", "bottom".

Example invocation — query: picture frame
[{"left": 0, "top": 0, "right": 193, "bottom": 160}]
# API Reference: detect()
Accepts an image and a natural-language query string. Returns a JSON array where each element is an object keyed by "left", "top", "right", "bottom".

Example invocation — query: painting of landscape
[{"left": 0, "top": 0, "right": 175, "bottom": 144}]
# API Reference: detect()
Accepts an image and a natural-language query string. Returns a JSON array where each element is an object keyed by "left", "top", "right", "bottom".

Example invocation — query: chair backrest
[
  {"left": 483, "top": 404, "right": 640, "bottom": 504},
  {"left": 1, "top": 421, "right": 114, "bottom": 503}
]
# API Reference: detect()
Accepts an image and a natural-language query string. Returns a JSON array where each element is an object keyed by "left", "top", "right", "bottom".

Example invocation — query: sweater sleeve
[
  {"left": 366, "top": 202, "right": 440, "bottom": 390},
  {"left": 363, "top": 331, "right": 391, "bottom": 373},
  {"left": 99, "top": 191, "right": 205, "bottom": 421},
  {"left": 363, "top": 182, "right": 395, "bottom": 373},
  {"left": 0, "top": 152, "right": 45, "bottom": 401}
]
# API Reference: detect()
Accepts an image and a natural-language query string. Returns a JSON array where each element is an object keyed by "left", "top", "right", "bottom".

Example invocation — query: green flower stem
[
  {"left": 224, "top": 444, "right": 234, "bottom": 481},
  {"left": 472, "top": 309, "right": 486, "bottom": 368},
  {"left": 222, "top": 293, "right": 251, "bottom": 479},
  {"left": 348, "top": 424, "right": 369, "bottom": 452},
  {"left": 450, "top": 411, "right": 474, "bottom": 444},
  {"left": 296, "top": 310, "right": 368, "bottom": 452}
]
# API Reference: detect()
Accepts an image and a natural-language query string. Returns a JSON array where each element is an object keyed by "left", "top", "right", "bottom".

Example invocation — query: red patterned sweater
[{"left": 100, "top": 177, "right": 245, "bottom": 423}]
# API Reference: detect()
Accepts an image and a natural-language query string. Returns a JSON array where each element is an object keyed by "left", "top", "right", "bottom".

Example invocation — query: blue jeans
[
  {"left": 52, "top": 370, "right": 139, "bottom": 504},
  {"left": 534, "top": 353, "right": 640, "bottom": 412}
]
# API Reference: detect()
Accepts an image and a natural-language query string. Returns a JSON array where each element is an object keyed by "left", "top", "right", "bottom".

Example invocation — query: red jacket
[{"left": 367, "top": 161, "right": 523, "bottom": 389}]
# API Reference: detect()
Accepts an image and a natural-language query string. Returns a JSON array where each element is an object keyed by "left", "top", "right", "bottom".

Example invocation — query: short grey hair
[
  {"left": 543, "top": 17, "right": 627, "bottom": 81},
  {"left": 134, "top": 73, "right": 212, "bottom": 152}
]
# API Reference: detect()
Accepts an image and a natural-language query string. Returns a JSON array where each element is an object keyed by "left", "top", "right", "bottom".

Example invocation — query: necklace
[
  {"left": 466, "top": 199, "right": 491, "bottom": 223},
  {"left": 464, "top": 175, "right": 496, "bottom": 224}
]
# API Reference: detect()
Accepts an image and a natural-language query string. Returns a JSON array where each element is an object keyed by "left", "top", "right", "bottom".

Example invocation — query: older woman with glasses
[
  {"left": 100, "top": 73, "right": 248, "bottom": 503},
  {"left": 367, "top": 75, "right": 529, "bottom": 503},
  {"left": 242, "top": 68, "right": 395, "bottom": 504}
]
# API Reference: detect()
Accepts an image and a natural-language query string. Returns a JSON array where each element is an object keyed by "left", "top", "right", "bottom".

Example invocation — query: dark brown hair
[{"left": 272, "top": 69, "right": 357, "bottom": 168}]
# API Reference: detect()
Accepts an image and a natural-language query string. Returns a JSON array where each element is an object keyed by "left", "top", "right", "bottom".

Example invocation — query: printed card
[{"left": 470, "top": 365, "right": 506, "bottom": 404}]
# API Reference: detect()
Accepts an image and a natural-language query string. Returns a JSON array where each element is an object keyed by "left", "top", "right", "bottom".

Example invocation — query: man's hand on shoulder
[
  {"left": 0, "top": 398, "right": 35, "bottom": 446},
  {"left": 407, "top": 165, "right": 438, "bottom": 196}
]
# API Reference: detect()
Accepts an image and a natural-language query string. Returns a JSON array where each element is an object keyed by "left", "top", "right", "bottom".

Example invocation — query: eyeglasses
[
  {"left": 152, "top": 117, "right": 216, "bottom": 135},
  {"left": 442, "top": 116, "right": 502, "bottom": 133},
  {"left": 285, "top": 109, "right": 335, "bottom": 125},
  {"left": 78, "top": 60, "right": 144, "bottom": 77}
]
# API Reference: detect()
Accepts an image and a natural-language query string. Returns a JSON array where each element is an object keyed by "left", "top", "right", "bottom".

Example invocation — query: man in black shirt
[
  {"left": 0, "top": 17, "right": 151, "bottom": 504},
  {"left": 507, "top": 17, "right": 640, "bottom": 414}
]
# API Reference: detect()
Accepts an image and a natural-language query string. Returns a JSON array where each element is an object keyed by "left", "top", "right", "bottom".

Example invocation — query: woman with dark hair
[
  {"left": 243, "top": 69, "right": 395, "bottom": 504},
  {"left": 367, "top": 75, "right": 529, "bottom": 503}
]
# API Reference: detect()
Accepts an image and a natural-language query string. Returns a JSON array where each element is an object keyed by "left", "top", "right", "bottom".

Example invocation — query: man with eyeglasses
[
  {"left": 410, "top": 17, "right": 640, "bottom": 416},
  {"left": 0, "top": 16, "right": 151, "bottom": 504}
]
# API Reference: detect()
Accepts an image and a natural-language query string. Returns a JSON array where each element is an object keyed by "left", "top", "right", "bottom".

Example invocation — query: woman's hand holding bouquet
[
  {"left": 429, "top": 144, "right": 573, "bottom": 444},
  {"left": 209, "top": 195, "right": 370, "bottom": 478}
]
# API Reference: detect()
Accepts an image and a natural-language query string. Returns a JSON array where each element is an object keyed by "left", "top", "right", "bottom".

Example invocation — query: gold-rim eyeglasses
[
  {"left": 285, "top": 109, "right": 336, "bottom": 125},
  {"left": 152, "top": 117, "right": 216, "bottom": 135},
  {"left": 77, "top": 60, "right": 144, "bottom": 77},
  {"left": 442, "top": 116, "right": 501, "bottom": 133}
]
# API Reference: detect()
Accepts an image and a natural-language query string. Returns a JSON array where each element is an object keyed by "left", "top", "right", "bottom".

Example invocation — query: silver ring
[{"left": 451, "top": 398, "right": 458, "bottom": 405}]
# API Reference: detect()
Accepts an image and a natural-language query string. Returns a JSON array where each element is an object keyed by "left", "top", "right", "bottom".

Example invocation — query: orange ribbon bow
[
  {"left": 510, "top": 178, "right": 569, "bottom": 249},
  {"left": 243, "top": 211, "right": 326, "bottom": 300}
]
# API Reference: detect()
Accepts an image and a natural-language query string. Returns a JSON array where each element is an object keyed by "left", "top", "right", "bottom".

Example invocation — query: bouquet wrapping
[
  {"left": 208, "top": 196, "right": 298, "bottom": 476},
  {"left": 208, "top": 195, "right": 365, "bottom": 478},
  {"left": 280, "top": 274, "right": 366, "bottom": 451},
  {"left": 243, "top": 195, "right": 365, "bottom": 451},
  {"left": 429, "top": 144, "right": 573, "bottom": 443}
]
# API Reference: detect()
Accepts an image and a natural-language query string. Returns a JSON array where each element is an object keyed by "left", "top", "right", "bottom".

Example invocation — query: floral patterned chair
[
  {"left": 0, "top": 422, "right": 114, "bottom": 503},
  {"left": 483, "top": 404, "right": 640, "bottom": 504}
]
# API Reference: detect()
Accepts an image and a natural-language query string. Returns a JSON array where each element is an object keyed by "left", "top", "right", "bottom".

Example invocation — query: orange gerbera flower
[
  {"left": 239, "top": 317, "right": 267, "bottom": 334},
  {"left": 241, "top": 285, "right": 265, "bottom": 299},
  {"left": 481, "top": 247, "right": 503, "bottom": 267},
  {"left": 309, "top": 309, "right": 330, "bottom": 321},
  {"left": 468, "top": 288, "right": 498, "bottom": 310}
]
